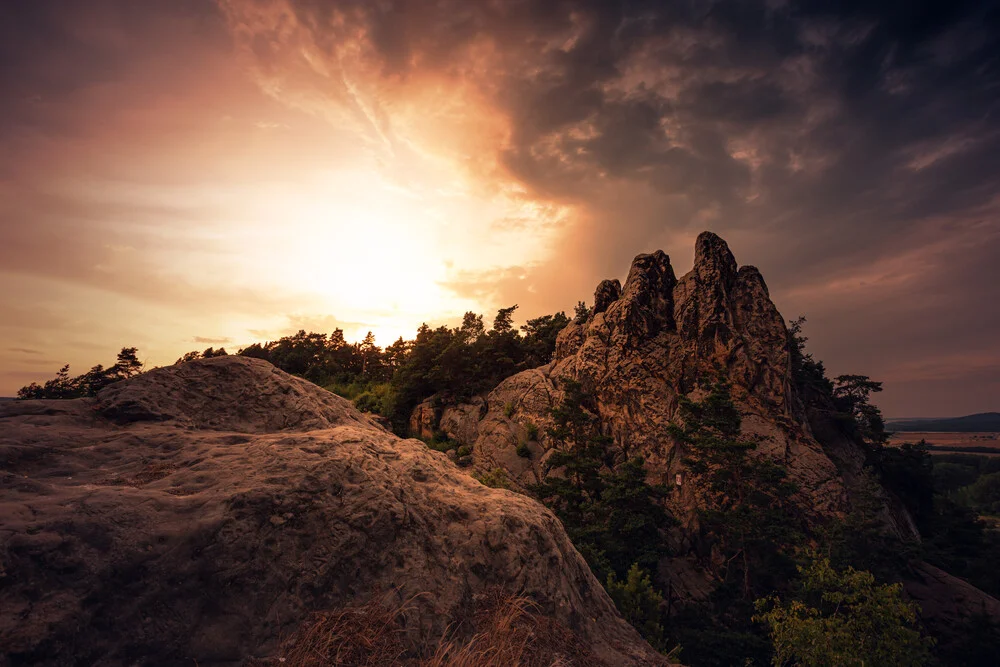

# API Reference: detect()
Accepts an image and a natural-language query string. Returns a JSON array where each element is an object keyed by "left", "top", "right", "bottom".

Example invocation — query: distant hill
[{"left": 888, "top": 412, "right": 1000, "bottom": 432}]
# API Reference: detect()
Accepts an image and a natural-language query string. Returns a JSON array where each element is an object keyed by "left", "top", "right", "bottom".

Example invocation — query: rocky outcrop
[
  {"left": 409, "top": 396, "right": 486, "bottom": 446},
  {"left": 468, "top": 232, "right": 847, "bottom": 522},
  {"left": 0, "top": 356, "right": 663, "bottom": 666}
]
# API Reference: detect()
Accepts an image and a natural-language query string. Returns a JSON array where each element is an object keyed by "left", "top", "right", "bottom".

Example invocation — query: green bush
[
  {"left": 525, "top": 422, "right": 539, "bottom": 440},
  {"left": 353, "top": 392, "right": 380, "bottom": 413},
  {"left": 754, "top": 555, "right": 933, "bottom": 667},
  {"left": 516, "top": 442, "right": 531, "bottom": 458},
  {"left": 457, "top": 445, "right": 472, "bottom": 458},
  {"left": 955, "top": 471, "right": 1000, "bottom": 516},
  {"left": 330, "top": 381, "right": 394, "bottom": 417},
  {"left": 504, "top": 402, "right": 516, "bottom": 418},
  {"left": 424, "top": 436, "right": 456, "bottom": 453},
  {"left": 606, "top": 564, "right": 667, "bottom": 651},
  {"left": 474, "top": 468, "right": 511, "bottom": 489}
]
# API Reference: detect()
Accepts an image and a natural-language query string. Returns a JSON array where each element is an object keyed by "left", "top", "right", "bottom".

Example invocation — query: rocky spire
[
  {"left": 692, "top": 231, "right": 738, "bottom": 288},
  {"left": 616, "top": 250, "right": 677, "bottom": 337},
  {"left": 593, "top": 279, "right": 622, "bottom": 315}
]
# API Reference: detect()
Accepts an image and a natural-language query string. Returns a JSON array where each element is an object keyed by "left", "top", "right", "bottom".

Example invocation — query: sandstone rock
[
  {"left": 408, "top": 397, "right": 437, "bottom": 440},
  {"left": 438, "top": 398, "right": 486, "bottom": 445},
  {"left": 904, "top": 562, "right": 1000, "bottom": 632},
  {"left": 471, "top": 232, "right": 849, "bottom": 520},
  {"left": 0, "top": 357, "right": 663, "bottom": 666}
]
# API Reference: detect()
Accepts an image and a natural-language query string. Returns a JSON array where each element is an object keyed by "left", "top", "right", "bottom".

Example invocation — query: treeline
[
  {"left": 16, "top": 348, "right": 144, "bottom": 399},
  {"left": 18, "top": 307, "right": 571, "bottom": 435},
  {"left": 927, "top": 452, "right": 1000, "bottom": 518},
  {"left": 233, "top": 306, "right": 570, "bottom": 430}
]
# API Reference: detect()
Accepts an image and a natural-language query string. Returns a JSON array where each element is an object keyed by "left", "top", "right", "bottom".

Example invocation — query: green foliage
[
  {"left": 954, "top": 471, "right": 1000, "bottom": 515},
  {"left": 669, "top": 379, "right": 803, "bottom": 598},
  {"left": 353, "top": 392, "right": 380, "bottom": 413},
  {"left": 525, "top": 422, "right": 539, "bottom": 440},
  {"left": 232, "top": 305, "right": 570, "bottom": 434},
  {"left": 832, "top": 374, "right": 889, "bottom": 447},
  {"left": 520, "top": 312, "right": 570, "bottom": 367},
  {"left": 931, "top": 460, "right": 981, "bottom": 494},
  {"left": 177, "top": 347, "right": 229, "bottom": 363},
  {"left": 504, "top": 402, "right": 516, "bottom": 418},
  {"left": 18, "top": 347, "right": 145, "bottom": 399},
  {"left": 573, "top": 301, "right": 591, "bottom": 323},
  {"left": 531, "top": 380, "right": 674, "bottom": 583},
  {"left": 787, "top": 317, "right": 832, "bottom": 394},
  {"left": 921, "top": 494, "right": 1000, "bottom": 597},
  {"left": 755, "top": 556, "right": 933, "bottom": 667},
  {"left": 423, "top": 435, "right": 457, "bottom": 453},
  {"left": 515, "top": 442, "right": 531, "bottom": 458},
  {"left": 473, "top": 467, "right": 512, "bottom": 490},
  {"left": 457, "top": 445, "right": 472, "bottom": 458},
  {"left": 240, "top": 329, "right": 377, "bottom": 385},
  {"left": 606, "top": 564, "right": 667, "bottom": 650},
  {"left": 385, "top": 306, "right": 568, "bottom": 432},
  {"left": 328, "top": 380, "right": 394, "bottom": 416},
  {"left": 899, "top": 453, "right": 1000, "bottom": 599}
]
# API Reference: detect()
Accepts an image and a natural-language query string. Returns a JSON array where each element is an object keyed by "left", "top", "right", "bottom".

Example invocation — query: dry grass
[
  {"left": 256, "top": 594, "right": 410, "bottom": 667},
  {"left": 426, "top": 588, "right": 591, "bottom": 667},
  {"left": 254, "top": 588, "right": 595, "bottom": 667}
]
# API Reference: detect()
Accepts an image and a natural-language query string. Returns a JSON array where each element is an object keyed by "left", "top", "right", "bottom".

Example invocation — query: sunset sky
[{"left": 1, "top": 0, "right": 998, "bottom": 416}]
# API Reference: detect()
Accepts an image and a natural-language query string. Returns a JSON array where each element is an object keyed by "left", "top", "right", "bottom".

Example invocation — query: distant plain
[{"left": 891, "top": 431, "right": 1000, "bottom": 455}]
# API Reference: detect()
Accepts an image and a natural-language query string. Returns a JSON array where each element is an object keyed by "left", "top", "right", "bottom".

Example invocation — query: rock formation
[
  {"left": 466, "top": 233, "right": 850, "bottom": 521},
  {"left": 0, "top": 356, "right": 664, "bottom": 666}
]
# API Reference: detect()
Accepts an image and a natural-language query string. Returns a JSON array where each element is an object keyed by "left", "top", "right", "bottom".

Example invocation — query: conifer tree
[{"left": 669, "top": 379, "right": 802, "bottom": 599}]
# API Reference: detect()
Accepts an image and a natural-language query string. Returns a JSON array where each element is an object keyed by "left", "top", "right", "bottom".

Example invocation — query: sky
[{"left": 1, "top": 0, "right": 998, "bottom": 417}]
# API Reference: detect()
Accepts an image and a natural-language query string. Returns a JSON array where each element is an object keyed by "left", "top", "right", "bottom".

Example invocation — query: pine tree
[
  {"left": 532, "top": 380, "right": 673, "bottom": 581},
  {"left": 669, "top": 379, "right": 802, "bottom": 599}
]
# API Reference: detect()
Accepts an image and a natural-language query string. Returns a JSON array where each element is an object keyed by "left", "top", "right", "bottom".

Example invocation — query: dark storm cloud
[
  {"left": 3, "top": 0, "right": 998, "bottom": 414},
  {"left": 0, "top": 1, "right": 226, "bottom": 139},
  {"left": 264, "top": 0, "right": 1000, "bottom": 414}
]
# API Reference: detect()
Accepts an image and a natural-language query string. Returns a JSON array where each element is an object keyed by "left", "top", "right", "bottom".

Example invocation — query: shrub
[
  {"left": 353, "top": 392, "right": 380, "bottom": 413},
  {"left": 516, "top": 442, "right": 532, "bottom": 459},
  {"left": 754, "top": 555, "right": 933, "bottom": 667},
  {"left": 504, "top": 402, "right": 516, "bottom": 418},
  {"left": 425, "top": 437, "right": 456, "bottom": 453},
  {"left": 457, "top": 445, "right": 472, "bottom": 458},
  {"left": 474, "top": 468, "right": 511, "bottom": 490},
  {"left": 606, "top": 564, "right": 667, "bottom": 651},
  {"left": 525, "top": 422, "right": 539, "bottom": 441}
]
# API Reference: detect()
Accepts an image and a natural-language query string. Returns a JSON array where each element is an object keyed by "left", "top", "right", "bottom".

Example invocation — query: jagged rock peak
[
  {"left": 615, "top": 249, "right": 678, "bottom": 337},
  {"left": 693, "top": 230, "right": 738, "bottom": 286},
  {"left": 736, "top": 265, "right": 770, "bottom": 298},
  {"left": 593, "top": 279, "right": 622, "bottom": 314},
  {"left": 621, "top": 249, "right": 676, "bottom": 302}
]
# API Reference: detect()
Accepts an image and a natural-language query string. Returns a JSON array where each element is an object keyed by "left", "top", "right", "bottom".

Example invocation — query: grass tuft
[{"left": 253, "top": 588, "right": 595, "bottom": 667}]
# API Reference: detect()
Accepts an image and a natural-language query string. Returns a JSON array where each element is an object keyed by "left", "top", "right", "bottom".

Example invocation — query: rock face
[
  {"left": 469, "top": 233, "right": 848, "bottom": 522},
  {"left": 0, "top": 356, "right": 663, "bottom": 666}
]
